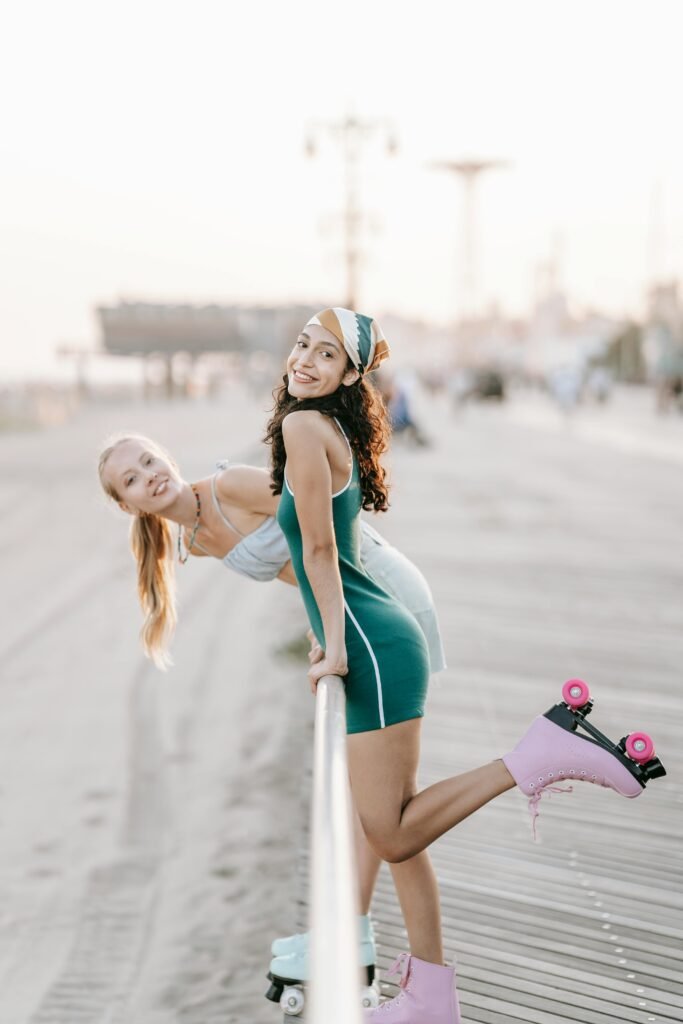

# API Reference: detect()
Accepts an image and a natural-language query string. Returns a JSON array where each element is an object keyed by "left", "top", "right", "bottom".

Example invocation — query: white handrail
[{"left": 309, "top": 675, "right": 363, "bottom": 1024}]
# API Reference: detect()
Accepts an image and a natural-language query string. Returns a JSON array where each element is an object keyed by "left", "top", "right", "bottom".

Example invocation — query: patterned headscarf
[{"left": 304, "top": 308, "right": 390, "bottom": 375}]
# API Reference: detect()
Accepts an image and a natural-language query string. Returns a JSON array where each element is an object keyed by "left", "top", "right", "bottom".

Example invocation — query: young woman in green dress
[{"left": 267, "top": 307, "right": 663, "bottom": 1023}]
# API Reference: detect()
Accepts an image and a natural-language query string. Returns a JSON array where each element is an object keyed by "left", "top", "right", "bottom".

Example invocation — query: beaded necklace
[{"left": 177, "top": 485, "right": 201, "bottom": 564}]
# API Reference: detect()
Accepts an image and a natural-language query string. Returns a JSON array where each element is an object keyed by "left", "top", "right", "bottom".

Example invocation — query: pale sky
[{"left": 1, "top": 0, "right": 681, "bottom": 378}]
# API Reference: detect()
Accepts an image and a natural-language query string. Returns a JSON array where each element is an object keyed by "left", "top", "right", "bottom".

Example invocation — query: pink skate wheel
[
  {"left": 625, "top": 732, "right": 654, "bottom": 763},
  {"left": 562, "top": 678, "right": 591, "bottom": 709}
]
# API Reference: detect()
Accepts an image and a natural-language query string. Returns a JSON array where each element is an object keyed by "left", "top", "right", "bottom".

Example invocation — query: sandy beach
[{"left": 0, "top": 388, "right": 314, "bottom": 1024}]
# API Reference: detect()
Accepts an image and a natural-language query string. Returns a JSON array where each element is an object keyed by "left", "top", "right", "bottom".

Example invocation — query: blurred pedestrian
[
  {"left": 586, "top": 365, "right": 612, "bottom": 404},
  {"left": 376, "top": 365, "right": 429, "bottom": 445},
  {"left": 548, "top": 363, "right": 582, "bottom": 414},
  {"left": 645, "top": 321, "right": 683, "bottom": 414}
]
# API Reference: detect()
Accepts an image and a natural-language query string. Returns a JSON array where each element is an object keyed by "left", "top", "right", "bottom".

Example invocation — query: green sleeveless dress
[{"left": 276, "top": 418, "right": 429, "bottom": 734}]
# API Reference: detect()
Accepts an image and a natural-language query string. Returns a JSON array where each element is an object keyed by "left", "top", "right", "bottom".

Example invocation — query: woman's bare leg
[
  {"left": 353, "top": 805, "right": 382, "bottom": 914},
  {"left": 348, "top": 719, "right": 512, "bottom": 965},
  {"left": 347, "top": 719, "right": 514, "bottom": 866},
  {"left": 354, "top": 802, "right": 443, "bottom": 963},
  {"left": 348, "top": 721, "right": 453, "bottom": 965},
  {"left": 390, "top": 850, "right": 443, "bottom": 963}
]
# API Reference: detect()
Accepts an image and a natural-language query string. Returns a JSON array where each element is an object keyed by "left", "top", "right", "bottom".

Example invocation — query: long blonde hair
[{"left": 98, "top": 434, "right": 178, "bottom": 669}]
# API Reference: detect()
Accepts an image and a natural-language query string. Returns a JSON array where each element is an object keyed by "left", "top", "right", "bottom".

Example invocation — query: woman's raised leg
[{"left": 347, "top": 719, "right": 515, "bottom": 866}]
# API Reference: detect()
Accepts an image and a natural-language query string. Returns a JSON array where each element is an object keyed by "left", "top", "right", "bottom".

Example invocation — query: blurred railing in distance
[{"left": 309, "top": 675, "right": 363, "bottom": 1024}]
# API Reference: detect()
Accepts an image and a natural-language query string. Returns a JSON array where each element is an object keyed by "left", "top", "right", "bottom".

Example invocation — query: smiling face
[
  {"left": 286, "top": 323, "right": 359, "bottom": 399},
  {"left": 101, "top": 438, "right": 183, "bottom": 516}
]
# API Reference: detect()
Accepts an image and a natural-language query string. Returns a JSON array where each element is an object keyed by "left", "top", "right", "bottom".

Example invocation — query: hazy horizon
[{"left": 1, "top": 0, "right": 681, "bottom": 379}]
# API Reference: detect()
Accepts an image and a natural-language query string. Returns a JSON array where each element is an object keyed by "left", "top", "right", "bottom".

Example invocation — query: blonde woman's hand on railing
[{"left": 308, "top": 651, "right": 348, "bottom": 694}]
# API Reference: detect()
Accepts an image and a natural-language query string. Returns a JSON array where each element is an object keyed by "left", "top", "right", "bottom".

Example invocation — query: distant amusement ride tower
[{"left": 430, "top": 158, "right": 508, "bottom": 324}]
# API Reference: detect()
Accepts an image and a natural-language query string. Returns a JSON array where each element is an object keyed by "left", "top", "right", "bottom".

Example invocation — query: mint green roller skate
[{"left": 266, "top": 914, "right": 378, "bottom": 1015}]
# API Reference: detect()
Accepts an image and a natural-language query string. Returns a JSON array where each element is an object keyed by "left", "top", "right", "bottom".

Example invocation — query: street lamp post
[{"left": 306, "top": 112, "right": 397, "bottom": 309}]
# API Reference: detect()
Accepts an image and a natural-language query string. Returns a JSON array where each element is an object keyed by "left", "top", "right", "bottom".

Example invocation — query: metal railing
[{"left": 308, "top": 675, "right": 363, "bottom": 1024}]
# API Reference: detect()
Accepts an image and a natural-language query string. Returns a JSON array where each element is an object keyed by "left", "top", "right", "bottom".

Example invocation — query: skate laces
[
  {"left": 387, "top": 952, "right": 412, "bottom": 989},
  {"left": 528, "top": 785, "right": 573, "bottom": 840}
]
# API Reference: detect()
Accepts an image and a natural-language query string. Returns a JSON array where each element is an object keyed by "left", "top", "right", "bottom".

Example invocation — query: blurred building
[
  {"left": 646, "top": 280, "right": 682, "bottom": 331},
  {"left": 96, "top": 301, "right": 316, "bottom": 397},
  {"left": 97, "top": 301, "right": 314, "bottom": 360}
]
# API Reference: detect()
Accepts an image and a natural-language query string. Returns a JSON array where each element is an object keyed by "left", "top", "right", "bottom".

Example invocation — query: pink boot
[
  {"left": 503, "top": 693, "right": 666, "bottom": 836},
  {"left": 364, "top": 953, "right": 461, "bottom": 1023}
]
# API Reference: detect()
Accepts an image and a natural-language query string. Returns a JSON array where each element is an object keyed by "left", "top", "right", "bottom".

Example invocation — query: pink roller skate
[
  {"left": 503, "top": 679, "right": 666, "bottom": 835},
  {"left": 364, "top": 954, "right": 461, "bottom": 1023}
]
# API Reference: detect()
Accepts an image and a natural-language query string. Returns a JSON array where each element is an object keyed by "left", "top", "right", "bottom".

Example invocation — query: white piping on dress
[
  {"left": 285, "top": 416, "right": 354, "bottom": 498},
  {"left": 343, "top": 598, "right": 385, "bottom": 729},
  {"left": 331, "top": 417, "right": 354, "bottom": 496},
  {"left": 331, "top": 467, "right": 353, "bottom": 498},
  {"left": 283, "top": 463, "right": 353, "bottom": 498}
]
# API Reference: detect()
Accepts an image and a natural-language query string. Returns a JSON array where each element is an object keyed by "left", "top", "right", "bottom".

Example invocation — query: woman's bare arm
[
  {"left": 282, "top": 411, "right": 347, "bottom": 683},
  {"left": 214, "top": 465, "right": 279, "bottom": 516},
  {"left": 210, "top": 455, "right": 320, "bottom": 653}
]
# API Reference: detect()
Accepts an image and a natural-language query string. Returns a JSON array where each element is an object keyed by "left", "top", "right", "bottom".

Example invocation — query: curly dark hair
[{"left": 264, "top": 374, "right": 391, "bottom": 511}]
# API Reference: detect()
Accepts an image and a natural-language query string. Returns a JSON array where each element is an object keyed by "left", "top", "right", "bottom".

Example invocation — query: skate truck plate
[{"left": 549, "top": 679, "right": 667, "bottom": 786}]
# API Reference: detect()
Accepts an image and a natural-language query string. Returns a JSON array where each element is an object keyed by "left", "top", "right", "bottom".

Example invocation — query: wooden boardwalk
[
  {"left": 290, "top": 397, "right": 683, "bottom": 1024},
  {"left": 1, "top": 388, "right": 679, "bottom": 1023}
]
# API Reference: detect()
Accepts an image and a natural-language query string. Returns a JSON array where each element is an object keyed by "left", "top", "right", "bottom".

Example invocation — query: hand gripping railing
[{"left": 309, "top": 675, "right": 363, "bottom": 1024}]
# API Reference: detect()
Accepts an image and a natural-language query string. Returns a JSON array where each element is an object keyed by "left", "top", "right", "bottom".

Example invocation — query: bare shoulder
[
  {"left": 215, "top": 464, "right": 276, "bottom": 515},
  {"left": 216, "top": 464, "right": 268, "bottom": 498},
  {"left": 282, "top": 409, "right": 332, "bottom": 447},
  {"left": 282, "top": 408, "right": 329, "bottom": 433}
]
